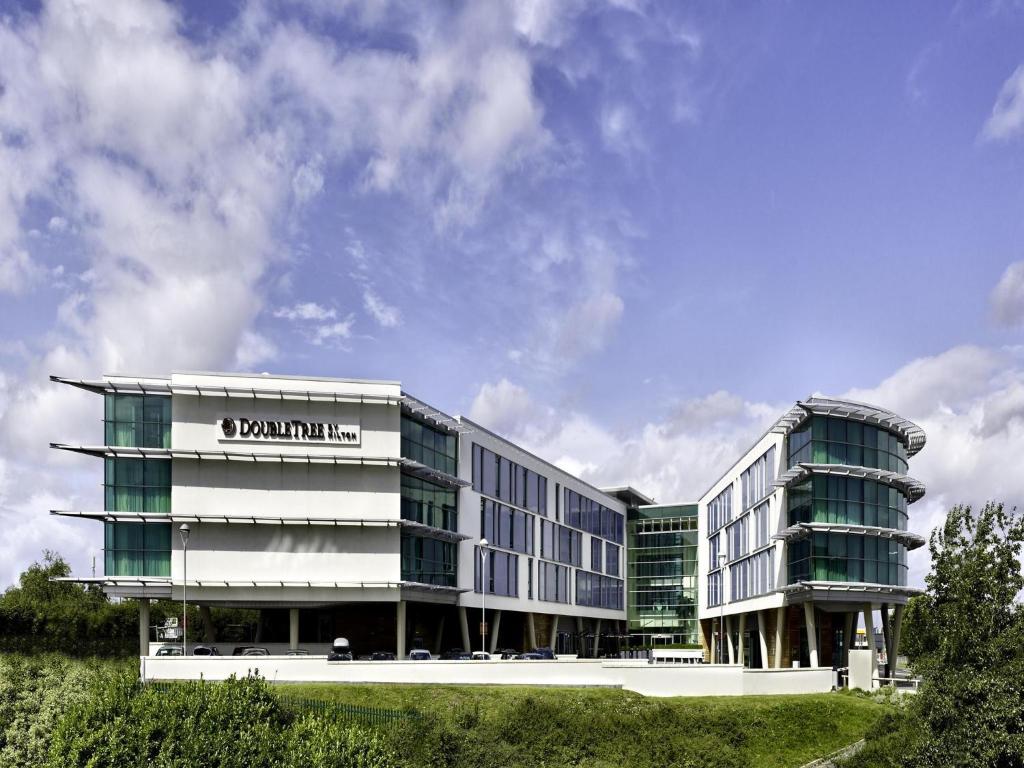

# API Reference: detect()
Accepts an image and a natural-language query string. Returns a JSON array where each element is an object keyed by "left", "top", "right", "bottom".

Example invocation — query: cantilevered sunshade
[
  {"left": 400, "top": 393, "right": 474, "bottom": 434},
  {"left": 770, "top": 396, "right": 927, "bottom": 457},
  {"left": 50, "top": 443, "right": 402, "bottom": 466},
  {"left": 775, "top": 462, "right": 926, "bottom": 502},
  {"left": 772, "top": 522, "right": 926, "bottom": 550},
  {"left": 780, "top": 581, "right": 923, "bottom": 599},
  {"left": 399, "top": 458, "right": 470, "bottom": 488}
]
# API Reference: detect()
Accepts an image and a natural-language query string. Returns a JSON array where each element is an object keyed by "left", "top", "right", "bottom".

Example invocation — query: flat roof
[{"left": 171, "top": 370, "right": 402, "bottom": 386}]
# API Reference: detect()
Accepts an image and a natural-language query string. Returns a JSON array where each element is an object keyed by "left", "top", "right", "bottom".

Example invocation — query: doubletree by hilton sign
[{"left": 218, "top": 416, "right": 359, "bottom": 445}]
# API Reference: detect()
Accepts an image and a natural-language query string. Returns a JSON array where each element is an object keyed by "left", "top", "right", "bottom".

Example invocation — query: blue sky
[{"left": 2, "top": 0, "right": 1024, "bottom": 586}]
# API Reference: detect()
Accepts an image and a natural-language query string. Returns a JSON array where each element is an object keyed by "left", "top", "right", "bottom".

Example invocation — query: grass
[{"left": 272, "top": 683, "right": 889, "bottom": 768}]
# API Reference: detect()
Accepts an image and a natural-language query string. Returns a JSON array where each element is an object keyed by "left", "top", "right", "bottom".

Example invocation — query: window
[
  {"left": 104, "top": 459, "right": 171, "bottom": 513},
  {"left": 707, "top": 485, "right": 733, "bottom": 533},
  {"left": 727, "top": 517, "right": 748, "bottom": 561},
  {"left": 605, "top": 543, "right": 620, "bottom": 577},
  {"left": 562, "top": 488, "right": 624, "bottom": 544},
  {"left": 401, "top": 475, "right": 457, "bottom": 531},
  {"left": 753, "top": 501, "right": 770, "bottom": 549},
  {"left": 750, "top": 549, "right": 775, "bottom": 596},
  {"left": 591, "top": 538, "right": 603, "bottom": 573},
  {"left": 480, "top": 500, "right": 534, "bottom": 555},
  {"left": 471, "top": 444, "right": 547, "bottom": 515},
  {"left": 540, "top": 520, "right": 581, "bottom": 566},
  {"left": 707, "top": 571, "right": 722, "bottom": 607},
  {"left": 104, "top": 522, "right": 170, "bottom": 576},
  {"left": 576, "top": 571, "right": 624, "bottom": 609},
  {"left": 709, "top": 533, "right": 721, "bottom": 570},
  {"left": 104, "top": 394, "right": 171, "bottom": 448},
  {"left": 527, "top": 558, "right": 533, "bottom": 599},
  {"left": 788, "top": 416, "right": 908, "bottom": 475},
  {"left": 787, "top": 476, "right": 909, "bottom": 531},
  {"left": 401, "top": 534, "right": 457, "bottom": 587},
  {"left": 474, "top": 547, "right": 518, "bottom": 597},
  {"left": 740, "top": 447, "right": 776, "bottom": 510},
  {"left": 402, "top": 416, "right": 457, "bottom": 475},
  {"left": 538, "top": 561, "right": 570, "bottom": 603},
  {"left": 787, "top": 532, "right": 907, "bottom": 586},
  {"left": 730, "top": 559, "right": 751, "bottom": 602}
]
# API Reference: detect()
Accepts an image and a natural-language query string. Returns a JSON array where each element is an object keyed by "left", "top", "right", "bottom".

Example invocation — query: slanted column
[
  {"left": 843, "top": 612, "right": 856, "bottom": 668},
  {"left": 459, "top": 606, "right": 471, "bottom": 650},
  {"left": 593, "top": 619, "right": 602, "bottom": 657},
  {"left": 862, "top": 603, "right": 877, "bottom": 685},
  {"left": 489, "top": 610, "right": 502, "bottom": 655},
  {"left": 289, "top": 608, "right": 299, "bottom": 650},
  {"left": 890, "top": 604, "right": 905, "bottom": 676},
  {"left": 138, "top": 599, "right": 150, "bottom": 657},
  {"left": 527, "top": 612, "right": 538, "bottom": 649},
  {"left": 396, "top": 601, "right": 407, "bottom": 658},
  {"left": 803, "top": 602, "right": 819, "bottom": 667},
  {"left": 549, "top": 614, "right": 559, "bottom": 651},
  {"left": 737, "top": 613, "right": 746, "bottom": 667},
  {"left": 711, "top": 621, "right": 718, "bottom": 663},
  {"left": 880, "top": 603, "right": 892, "bottom": 678},
  {"left": 199, "top": 605, "right": 216, "bottom": 642},
  {"left": 433, "top": 615, "right": 446, "bottom": 656},
  {"left": 757, "top": 611, "right": 769, "bottom": 669},
  {"left": 774, "top": 606, "right": 785, "bottom": 668},
  {"left": 726, "top": 616, "right": 736, "bottom": 664}
]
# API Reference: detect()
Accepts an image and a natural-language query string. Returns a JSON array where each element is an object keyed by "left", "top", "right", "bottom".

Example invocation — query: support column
[
  {"left": 254, "top": 610, "right": 265, "bottom": 643},
  {"left": 774, "top": 606, "right": 784, "bottom": 668},
  {"left": 199, "top": 605, "right": 216, "bottom": 642},
  {"left": 549, "top": 614, "right": 559, "bottom": 651},
  {"left": 890, "top": 604, "right": 905, "bottom": 676},
  {"left": 396, "top": 601, "right": 407, "bottom": 658},
  {"left": 489, "top": 610, "right": 502, "bottom": 655},
  {"left": 803, "top": 602, "right": 819, "bottom": 667},
  {"left": 843, "top": 612, "right": 856, "bottom": 668},
  {"left": 862, "top": 603, "right": 877, "bottom": 685},
  {"left": 593, "top": 619, "right": 602, "bottom": 658},
  {"left": 726, "top": 616, "right": 735, "bottom": 665},
  {"left": 433, "top": 615, "right": 446, "bottom": 656},
  {"left": 527, "top": 612, "right": 538, "bottom": 650},
  {"left": 138, "top": 599, "right": 150, "bottom": 657},
  {"left": 711, "top": 620, "right": 718, "bottom": 664},
  {"left": 880, "top": 603, "right": 892, "bottom": 678},
  {"left": 737, "top": 613, "right": 746, "bottom": 667},
  {"left": 289, "top": 608, "right": 299, "bottom": 651},
  {"left": 757, "top": 611, "right": 769, "bottom": 669},
  {"left": 459, "top": 606, "right": 471, "bottom": 651}
]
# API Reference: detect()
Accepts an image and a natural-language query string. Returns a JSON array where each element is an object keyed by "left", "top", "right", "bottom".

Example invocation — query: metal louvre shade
[
  {"left": 772, "top": 521, "right": 926, "bottom": 550},
  {"left": 770, "top": 396, "right": 927, "bottom": 457},
  {"left": 775, "top": 462, "right": 926, "bottom": 502},
  {"left": 781, "top": 580, "right": 924, "bottom": 598},
  {"left": 399, "top": 458, "right": 470, "bottom": 488},
  {"left": 51, "top": 443, "right": 401, "bottom": 466}
]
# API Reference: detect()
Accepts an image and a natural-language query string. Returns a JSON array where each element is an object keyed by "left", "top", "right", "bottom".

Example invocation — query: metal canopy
[
  {"left": 772, "top": 521, "right": 926, "bottom": 550},
  {"left": 400, "top": 393, "right": 473, "bottom": 434},
  {"left": 54, "top": 576, "right": 172, "bottom": 587},
  {"left": 400, "top": 458, "right": 470, "bottom": 488},
  {"left": 775, "top": 462, "right": 926, "bottom": 503},
  {"left": 770, "top": 396, "right": 927, "bottom": 457},
  {"left": 51, "top": 443, "right": 402, "bottom": 467},
  {"left": 50, "top": 375, "right": 400, "bottom": 405},
  {"left": 781, "top": 580, "right": 924, "bottom": 598}
]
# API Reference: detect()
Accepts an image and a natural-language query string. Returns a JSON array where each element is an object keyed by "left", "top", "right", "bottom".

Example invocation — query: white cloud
[
  {"left": 274, "top": 302, "right": 337, "bottom": 322},
  {"left": 991, "top": 260, "right": 1024, "bottom": 327},
  {"left": 47, "top": 216, "right": 68, "bottom": 233},
  {"left": 600, "top": 103, "right": 645, "bottom": 156},
  {"left": 362, "top": 289, "right": 402, "bottom": 328},
  {"left": 312, "top": 315, "right": 356, "bottom": 345},
  {"left": 0, "top": 249, "right": 41, "bottom": 293},
  {"left": 982, "top": 64, "right": 1024, "bottom": 141},
  {"left": 234, "top": 330, "right": 278, "bottom": 370},
  {"left": 292, "top": 156, "right": 325, "bottom": 204}
]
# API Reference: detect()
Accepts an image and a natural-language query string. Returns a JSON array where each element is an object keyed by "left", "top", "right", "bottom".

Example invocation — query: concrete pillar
[
  {"left": 890, "top": 604, "right": 905, "bottom": 675},
  {"left": 711, "top": 620, "right": 718, "bottom": 663},
  {"left": 199, "top": 605, "right": 216, "bottom": 642},
  {"left": 774, "top": 606, "right": 784, "bottom": 669},
  {"left": 803, "top": 602, "right": 819, "bottom": 667},
  {"left": 458, "top": 606, "right": 471, "bottom": 651},
  {"left": 396, "top": 601, "right": 407, "bottom": 658},
  {"left": 254, "top": 610, "right": 265, "bottom": 643},
  {"left": 726, "top": 616, "right": 735, "bottom": 664},
  {"left": 433, "top": 615, "right": 445, "bottom": 656},
  {"left": 757, "top": 611, "right": 769, "bottom": 669},
  {"left": 862, "top": 603, "right": 877, "bottom": 684},
  {"left": 527, "top": 612, "right": 538, "bottom": 650},
  {"left": 880, "top": 603, "right": 891, "bottom": 678},
  {"left": 489, "top": 610, "right": 502, "bottom": 655},
  {"left": 289, "top": 608, "right": 299, "bottom": 651},
  {"left": 549, "top": 614, "right": 559, "bottom": 651},
  {"left": 138, "top": 599, "right": 150, "bottom": 657},
  {"left": 593, "top": 619, "right": 602, "bottom": 658},
  {"left": 843, "top": 612, "right": 856, "bottom": 668},
  {"left": 737, "top": 613, "right": 746, "bottom": 667}
]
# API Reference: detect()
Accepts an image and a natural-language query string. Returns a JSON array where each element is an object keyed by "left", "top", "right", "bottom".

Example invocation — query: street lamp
[
  {"left": 717, "top": 553, "right": 726, "bottom": 664},
  {"left": 179, "top": 524, "right": 190, "bottom": 655},
  {"left": 479, "top": 538, "right": 489, "bottom": 657}
]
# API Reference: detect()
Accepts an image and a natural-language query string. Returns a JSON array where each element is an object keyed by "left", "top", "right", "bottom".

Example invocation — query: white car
[
  {"left": 471, "top": 651, "right": 491, "bottom": 661},
  {"left": 408, "top": 649, "right": 432, "bottom": 660}
]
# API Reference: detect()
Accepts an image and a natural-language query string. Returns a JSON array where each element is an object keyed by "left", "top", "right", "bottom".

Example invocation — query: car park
[
  {"left": 530, "top": 647, "right": 555, "bottom": 659},
  {"left": 471, "top": 651, "right": 491, "bottom": 660},
  {"left": 408, "top": 649, "right": 432, "bottom": 660},
  {"left": 498, "top": 648, "right": 520, "bottom": 660},
  {"left": 231, "top": 646, "right": 255, "bottom": 656},
  {"left": 370, "top": 651, "right": 396, "bottom": 661},
  {"left": 327, "top": 637, "right": 353, "bottom": 661},
  {"left": 155, "top": 646, "right": 182, "bottom": 656},
  {"left": 241, "top": 647, "right": 269, "bottom": 656},
  {"left": 440, "top": 648, "right": 471, "bottom": 660},
  {"left": 517, "top": 652, "right": 543, "bottom": 660},
  {"left": 192, "top": 645, "right": 220, "bottom": 656}
]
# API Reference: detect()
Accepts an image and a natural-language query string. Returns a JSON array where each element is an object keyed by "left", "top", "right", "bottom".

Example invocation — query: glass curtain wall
[
  {"left": 787, "top": 532, "right": 907, "bottom": 586},
  {"left": 104, "top": 522, "right": 171, "bottom": 576},
  {"left": 788, "top": 416, "right": 908, "bottom": 474},
  {"left": 401, "top": 415, "right": 457, "bottom": 475},
  {"left": 401, "top": 475, "right": 458, "bottom": 531},
  {"left": 400, "top": 534, "right": 457, "bottom": 587},
  {"left": 104, "top": 394, "right": 171, "bottom": 448}
]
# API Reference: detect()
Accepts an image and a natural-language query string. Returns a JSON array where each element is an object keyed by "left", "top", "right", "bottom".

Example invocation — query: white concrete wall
[{"left": 140, "top": 657, "right": 834, "bottom": 698}]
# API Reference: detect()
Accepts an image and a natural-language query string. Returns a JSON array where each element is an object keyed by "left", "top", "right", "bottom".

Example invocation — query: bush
[{"left": 283, "top": 716, "right": 398, "bottom": 768}]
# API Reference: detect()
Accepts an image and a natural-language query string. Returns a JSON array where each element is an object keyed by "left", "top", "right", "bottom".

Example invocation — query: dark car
[
  {"left": 155, "top": 646, "right": 182, "bottom": 656},
  {"left": 499, "top": 648, "right": 520, "bottom": 660},
  {"left": 192, "top": 645, "right": 221, "bottom": 656},
  {"left": 241, "top": 647, "right": 269, "bottom": 656},
  {"left": 530, "top": 647, "right": 555, "bottom": 660},
  {"left": 516, "top": 652, "right": 543, "bottom": 660},
  {"left": 232, "top": 646, "right": 255, "bottom": 656},
  {"left": 286, "top": 649, "right": 310, "bottom": 656},
  {"left": 370, "top": 651, "right": 396, "bottom": 661},
  {"left": 328, "top": 637, "right": 353, "bottom": 661},
  {"left": 440, "top": 648, "right": 471, "bottom": 660}
]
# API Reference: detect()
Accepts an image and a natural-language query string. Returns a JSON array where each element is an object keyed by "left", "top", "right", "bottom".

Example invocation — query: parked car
[
  {"left": 408, "top": 649, "right": 432, "bottom": 661},
  {"left": 155, "top": 646, "right": 182, "bottom": 656},
  {"left": 530, "top": 647, "right": 555, "bottom": 660},
  {"left": 241, "top": 647, "right": 269, "bottom": 656},
  {"left": 192, "top": 645, "right": 220, "bottom": 656},
  {"left": 516, "top": 652, "right": 543, "bottom": 660},
  {"left": 370, "top": 651, "right": 396, "bottom": 661},
  {"left": 440, "top": 648, "right": 471, "bottom": 660},
  {"left": 498, "top": 648, "right": 520, "bottom": 660},
  {"left": 232, "top": 646, "right": 255, "bottom": 656},
  {"left": 328, "top": 637, "right": 353, "bottom": 661},
  {"left": 286, "top": 649, "right": 310, "bottom": 656},
  {"left": 471, "top": 651, "right": 491, "bottom": 661}
]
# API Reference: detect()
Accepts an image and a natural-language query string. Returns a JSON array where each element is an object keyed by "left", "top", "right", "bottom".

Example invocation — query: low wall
[{"left": 140, "top": 656, "right": 835, "bottom": 698}]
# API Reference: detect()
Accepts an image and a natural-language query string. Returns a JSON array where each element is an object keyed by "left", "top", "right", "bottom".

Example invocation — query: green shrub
[{"left": 283, "top": 716, "right": 398, "bottom": 768}]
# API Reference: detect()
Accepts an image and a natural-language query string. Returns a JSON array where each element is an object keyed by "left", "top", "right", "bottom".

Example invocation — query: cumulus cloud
[
  {"left": 982, "top": 64, "right": 1024, "bottom": 141},
  {"left": 274, "top": 302, "right": 337, "bottom": 322},
  {"left": 0, "top": 249, "right": 42, "bottom": 293},
  {"left": 311, "top": 316, "right": 356, "bottom": 346},
  {"left": 362, "top": 289, "right": 402, "bottom": 328},
  {"left": 991, "top": 261, "right": 1024, "bottom": 327}
]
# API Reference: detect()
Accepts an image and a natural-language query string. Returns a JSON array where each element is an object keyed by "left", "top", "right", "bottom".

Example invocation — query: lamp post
[
  {"left": 718, "top": 553, "right": 726, "bottom": 664},
  {"left": 479, "top": 539, "right": 489, "bottom": 657},
  {"left": 179, "top": 524, "right": 190, "bottom": 655}
]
